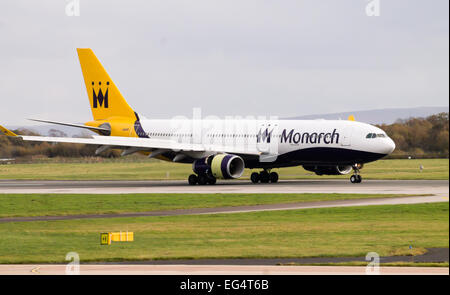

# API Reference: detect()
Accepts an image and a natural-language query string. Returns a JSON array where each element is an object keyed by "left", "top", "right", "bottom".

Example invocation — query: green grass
[
  {"left": 0, "top": 202, "right": 447, "bottom": 264},
  {"left": 0, "top": 193, "right": 426, "bottom": 218},
  {"left": 0, "top": 158, "right": 447, "bottom": 180}
]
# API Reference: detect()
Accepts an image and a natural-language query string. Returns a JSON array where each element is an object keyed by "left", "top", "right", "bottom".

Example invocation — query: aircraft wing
[
  {"left": 1, "top": 124, "right": 265, "bottom": 156},
  {"left": 17, "top": 135, "right": 263, "bottom": 156}
]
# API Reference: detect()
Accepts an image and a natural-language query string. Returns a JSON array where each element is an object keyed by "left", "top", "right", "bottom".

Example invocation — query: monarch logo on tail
[
  {"left": 77, "top": 48, "right": 136, "bottom": 120},
  {"left": 92, "top": 81, "right": 109, "bottom": 108}
]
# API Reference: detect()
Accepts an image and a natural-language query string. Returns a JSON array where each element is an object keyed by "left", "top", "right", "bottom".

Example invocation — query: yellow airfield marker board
[
  {"left": 100, "top": 232, "right": 134, "bottom": 245},
  {"left": 100, "top": 233, "right": 110, "bottom": 245}
]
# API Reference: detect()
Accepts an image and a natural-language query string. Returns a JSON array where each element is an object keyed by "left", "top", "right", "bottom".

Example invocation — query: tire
[
  {"left": 350, "top": 175, "right": 357, "bottom": 183},
  {"left": 356, "top": 175, "right": 362, "bottom": 183},
  {"left": 250, "top": 172, "right": 260, "bottom": 184},
  {"left": 260, "top": 171, "right": 270, "bottom": 183},
  {"left": 188, "top": 174, "right": 198, "bottom": 185},
  {"left": 269, "top": 172, "right": 279, "bottom": 183},
  {"left": 207, "top": 177, "right": 217, "bottom": 185},
  {"left": 198, "top": 174, "right": 208, "bottom": 185}
]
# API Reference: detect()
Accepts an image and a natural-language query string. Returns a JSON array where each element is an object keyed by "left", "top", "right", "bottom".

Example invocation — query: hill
[{"left": 286, "top": 106, "right": 449, "bottom": 124}]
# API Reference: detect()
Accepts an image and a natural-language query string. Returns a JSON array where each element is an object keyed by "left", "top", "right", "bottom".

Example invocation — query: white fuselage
[{"left": 136, "top": 118, "right": 395, "bottom": 168}]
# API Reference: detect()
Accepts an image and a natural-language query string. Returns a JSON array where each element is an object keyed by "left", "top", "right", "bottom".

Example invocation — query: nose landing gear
[
  {"left": 350, "top": 164, "right": 363, "bottom": 183},
  {"left": 250, "top": 170, "right": 279, "bottom": 184},
  {"left": 350, "top": 174, "right": 362, "bottom": 183}
]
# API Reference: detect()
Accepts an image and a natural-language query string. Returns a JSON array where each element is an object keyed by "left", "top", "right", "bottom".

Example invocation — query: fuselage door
[
  {"left": 340, "top": 125, "right": 353, "bottom": 146},
  {"left": 257, "top": 121, "right": 279, "bottom": 162}
]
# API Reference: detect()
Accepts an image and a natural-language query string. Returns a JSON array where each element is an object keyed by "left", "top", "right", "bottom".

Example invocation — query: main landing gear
[
  {"left": 250, "top": 170, "right": 279, "bottom": 184},
  {"left": 188, "top": 173, "right": 216, "bottom": 185},
  {"left": 350, "top": 164, "right": 363, "bottom": 183}
]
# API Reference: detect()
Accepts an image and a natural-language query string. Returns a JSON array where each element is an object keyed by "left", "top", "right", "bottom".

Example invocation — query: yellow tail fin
[{"left": 77, "top": 48, "right": 135, "bottom": 121}]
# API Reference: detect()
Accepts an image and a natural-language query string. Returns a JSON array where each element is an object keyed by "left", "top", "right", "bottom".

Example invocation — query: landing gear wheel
[
  {"left": 269, "top": 172, "right": 279, "bottom": 183},
  {"left": 250, "top": 172, "right": 260, "bottom": 184},
  {"left": 259, "top": 171, "right": 270, "bottom": 183},
  {"left": 188, "top": 174, "right": 198, "bottom": 185},
  {"left": 207, "top": 176, "right": 217, "bottom": 185},
  {"left": 350, "top": 175, "right": 362, "bottom": 183},
  {"left": 350, "top": 163, "right": 363, "bottom": 184},
  {"left": 198, "top": 174, "right": 208, "bottom": 185}
]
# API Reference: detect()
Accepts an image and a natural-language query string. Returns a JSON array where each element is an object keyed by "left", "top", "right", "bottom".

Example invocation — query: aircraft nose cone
[{"left": 385, "top": 138, "right": 396, "bottom": 154}]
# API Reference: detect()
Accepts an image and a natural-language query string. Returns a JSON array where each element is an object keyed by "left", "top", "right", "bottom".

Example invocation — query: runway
[
  {"left": 0, "top": 179, "right": 448, "bottom": 195},
  {"left": 1, "top": 264, "right": 448, "bottom": 275}
]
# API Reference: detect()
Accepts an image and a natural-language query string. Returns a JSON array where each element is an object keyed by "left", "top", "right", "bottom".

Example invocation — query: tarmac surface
[
  {"left": 1, "top": 264, "right": 448, "bottom": 275},
  {"left": 0, "top": 179, "right": 448, "bottom": 195}
]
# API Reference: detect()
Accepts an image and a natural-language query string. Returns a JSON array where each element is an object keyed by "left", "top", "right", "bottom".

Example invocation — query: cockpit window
[{"left": 366, "top": 133, "right": 386, "bottom": 139}]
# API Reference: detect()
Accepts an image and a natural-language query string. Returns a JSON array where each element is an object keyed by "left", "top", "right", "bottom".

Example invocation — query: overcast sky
[{"left": 0, "top": 0, "right": 448, "bottom": 125}]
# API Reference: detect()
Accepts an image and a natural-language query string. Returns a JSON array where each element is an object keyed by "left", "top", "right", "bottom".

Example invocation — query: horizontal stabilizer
[
  {"left": 0, "top": 125, "right": 18, "bottom": 137},
  {"left": 28, "top": 118, "right": 110, "bottom": 133}
]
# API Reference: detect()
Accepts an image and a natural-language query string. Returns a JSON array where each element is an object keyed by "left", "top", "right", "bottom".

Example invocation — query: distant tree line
[
  {"left": 377, "top": 112, "right": 449, "bottom": 158},
  {"left": 0, "top": 128, "right": 119, "bottom": 160},
  {"left": 1, "top": 112, "right": 448, "bottom": 160}
]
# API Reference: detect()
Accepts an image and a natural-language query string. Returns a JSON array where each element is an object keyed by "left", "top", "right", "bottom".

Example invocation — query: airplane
[{"left": 0, "top": 48, "right": 395, "bottom": 185}]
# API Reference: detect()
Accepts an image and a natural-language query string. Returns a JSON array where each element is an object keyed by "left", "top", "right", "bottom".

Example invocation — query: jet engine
[
  {"left": 193, "top": 154, "right": 245, "bottom": 179},
  {"left": 303, "top": 165, "right": 353, "bottom": 176}
]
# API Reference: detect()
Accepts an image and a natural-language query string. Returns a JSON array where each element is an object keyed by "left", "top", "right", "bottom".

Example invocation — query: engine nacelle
[
  {"left": 303, "top": 165, "right": 353, "bottom": 176},
  {"left": 193, "top": 154, "right": 245, "bottom": 179}
]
